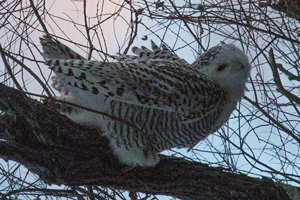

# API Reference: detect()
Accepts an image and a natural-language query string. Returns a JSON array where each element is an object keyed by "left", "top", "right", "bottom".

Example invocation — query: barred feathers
[{"left": 41, "top": 35, "right": 250, "bottom": 166}]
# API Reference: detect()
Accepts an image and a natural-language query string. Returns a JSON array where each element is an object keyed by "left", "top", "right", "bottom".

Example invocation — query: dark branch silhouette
[{"left": 0, "top": 84, "right": 293, "bottom": 200}]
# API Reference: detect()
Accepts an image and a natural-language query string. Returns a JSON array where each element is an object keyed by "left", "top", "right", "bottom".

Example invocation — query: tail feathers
[{"left": 40, "top": 35, "right": 85, "bottom": 60}]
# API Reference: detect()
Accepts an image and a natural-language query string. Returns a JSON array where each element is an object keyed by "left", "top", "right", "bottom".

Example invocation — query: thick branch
[{"left": 0, "top": 84, "right": 293, "bottom": 200}]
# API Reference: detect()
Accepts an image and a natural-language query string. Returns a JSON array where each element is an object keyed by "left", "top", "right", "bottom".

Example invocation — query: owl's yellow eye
[{"left": 217, "top": 64, "right": 227, "bottom": 71}]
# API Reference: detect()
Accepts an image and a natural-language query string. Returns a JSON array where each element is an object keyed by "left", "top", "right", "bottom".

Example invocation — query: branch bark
[{"left": 0, "top": 84, "right": 293, "bottom": 200}]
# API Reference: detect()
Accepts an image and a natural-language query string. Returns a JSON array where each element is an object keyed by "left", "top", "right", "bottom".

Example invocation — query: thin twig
[
  {"left": 0, "top": 44, "right": 23, "bottom": 92},
  {"left": 269, "top": 48, "right": 300, "bottom": 105},
  {"left": 0, "top": 46, "right": 53, "bottom": 98},
  {"left": 244, "top": 95, "right": 300, "bottom": 145},
  {"left": 83, "top": 0, "right": 93, "bottom": 60},
  {"left": 29, "top": 0, "right": 49, "bottom": 34}
]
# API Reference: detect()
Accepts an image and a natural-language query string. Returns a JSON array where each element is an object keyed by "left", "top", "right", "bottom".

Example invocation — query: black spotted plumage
[{"left": 40, "top": 35, "right": 251, "bottom": 166}]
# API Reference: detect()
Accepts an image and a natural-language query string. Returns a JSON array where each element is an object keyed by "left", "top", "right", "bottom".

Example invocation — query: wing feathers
[
  {"left": 41, "top": 35, "right": 225, "bottom": 123},
  {"left": 46, "top": 58, "right": 225, "bottom": 122}
]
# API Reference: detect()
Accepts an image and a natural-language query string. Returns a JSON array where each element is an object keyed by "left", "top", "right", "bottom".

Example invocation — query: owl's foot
[{"left": 112, "top": 147, "right": 159, "bottom": 167}]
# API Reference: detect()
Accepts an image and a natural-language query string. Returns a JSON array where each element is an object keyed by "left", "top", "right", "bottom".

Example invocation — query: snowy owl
[{"left": 40, "top": 35, "right": 250, "bottom": 167}]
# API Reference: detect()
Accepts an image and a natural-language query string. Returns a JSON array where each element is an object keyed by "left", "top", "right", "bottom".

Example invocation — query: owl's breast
[{"left": 102, "top": 99, "right": 225, "bottom": 151}]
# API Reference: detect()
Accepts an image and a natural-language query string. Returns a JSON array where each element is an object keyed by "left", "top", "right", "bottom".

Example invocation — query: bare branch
[
  {"left": 269, "top": 48, "right": 300, "bottom": 105},
  {"left": 0, "top": 84, "right": 293, "bottom": 200}
]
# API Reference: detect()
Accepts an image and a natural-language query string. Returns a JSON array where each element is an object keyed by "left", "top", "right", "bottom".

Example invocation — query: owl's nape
[{"left": 41, "top": 35, "right": 250, "bottom": 167}]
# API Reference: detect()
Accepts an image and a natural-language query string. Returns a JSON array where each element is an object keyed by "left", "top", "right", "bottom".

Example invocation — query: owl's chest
[{"left": 105, "top": 100, "right": 221, "bottom": 138}]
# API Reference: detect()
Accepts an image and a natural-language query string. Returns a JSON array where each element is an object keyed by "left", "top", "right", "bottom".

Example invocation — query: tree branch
[
  {"left": 269, "top": 48, "right": 300, "bottom": 106},
  {"left": 0, "top": 84, "right": 293, "bottom": 200}
]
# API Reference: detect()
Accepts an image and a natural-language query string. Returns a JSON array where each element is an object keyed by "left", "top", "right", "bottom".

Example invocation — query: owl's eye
[{"left": 217, "top": 64, "right": 227, "bottom": 72}]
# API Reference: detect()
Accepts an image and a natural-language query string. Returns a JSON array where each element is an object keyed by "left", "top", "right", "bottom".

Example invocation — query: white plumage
[{"left": 40, "top": 35, "right": 250, "bottom": 166}]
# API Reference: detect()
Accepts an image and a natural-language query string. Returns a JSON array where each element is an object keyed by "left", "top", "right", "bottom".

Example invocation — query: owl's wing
[{"left": 45, "top": 58, "right": 225, "bottom": 123}]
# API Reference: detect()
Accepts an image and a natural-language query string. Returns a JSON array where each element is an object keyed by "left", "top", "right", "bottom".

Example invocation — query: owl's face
[{"left": 193, "top": 43, "right": 251, "bottom": 100}]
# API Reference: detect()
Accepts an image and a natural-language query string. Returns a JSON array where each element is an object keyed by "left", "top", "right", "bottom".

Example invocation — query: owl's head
[{"left": 192, "top": 43, "right": 251, "bottom": 101}]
